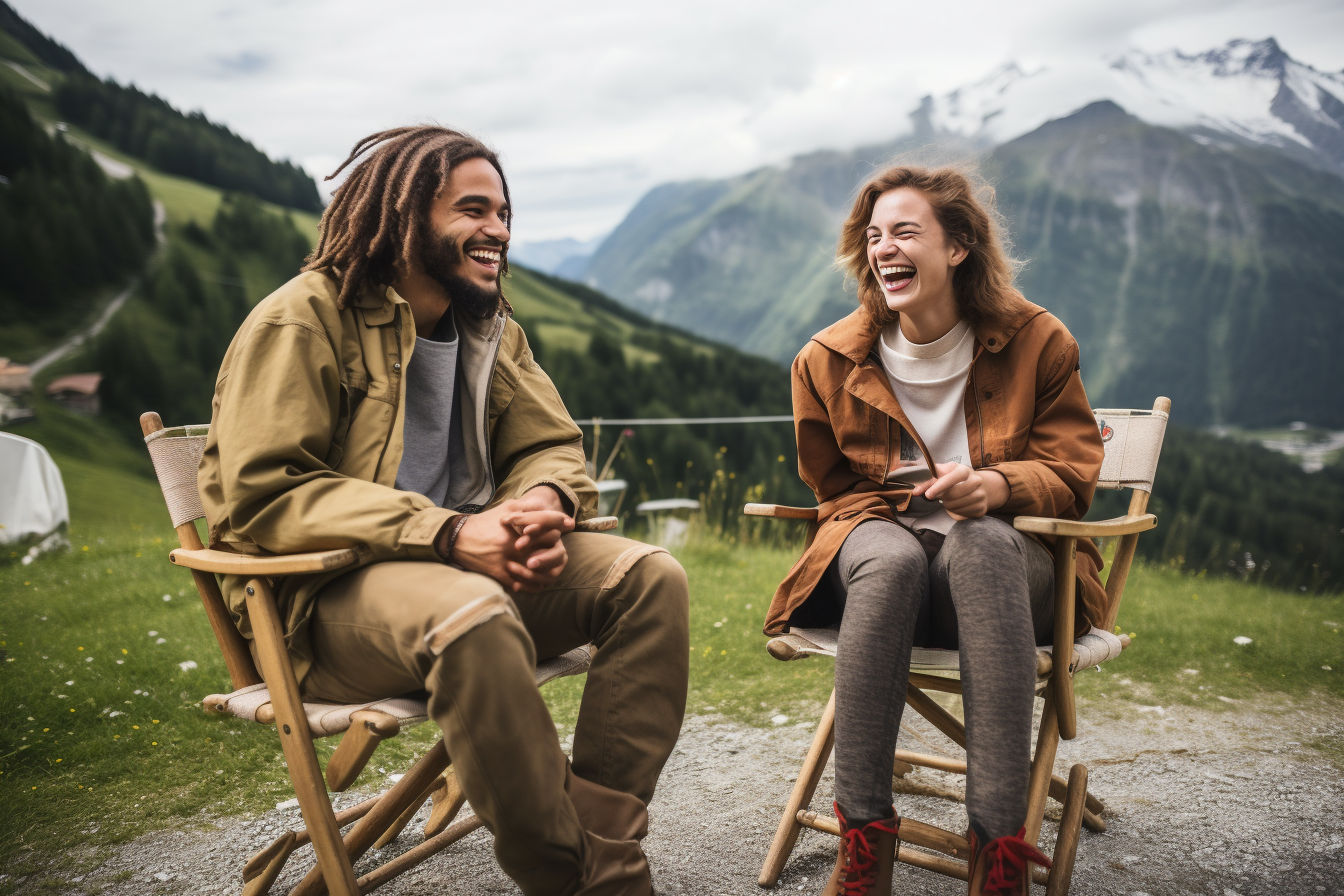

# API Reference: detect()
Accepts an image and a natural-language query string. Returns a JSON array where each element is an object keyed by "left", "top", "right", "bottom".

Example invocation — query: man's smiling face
[{"left": 418, "top": 156, "right": 511, "bottom": 313}]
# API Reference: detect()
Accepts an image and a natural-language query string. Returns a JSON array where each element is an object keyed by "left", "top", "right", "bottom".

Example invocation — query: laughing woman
[{"left": 766, "top": 166, "right": 1105, "bottom": 896}]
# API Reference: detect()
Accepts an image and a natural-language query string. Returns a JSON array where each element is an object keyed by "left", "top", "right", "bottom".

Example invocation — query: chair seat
[
  {"left": 767, "top": 627, "right": 1125, "bottom": 677},
  {"left": 204, "top": 644, "right": 594, "bottom": 738}
]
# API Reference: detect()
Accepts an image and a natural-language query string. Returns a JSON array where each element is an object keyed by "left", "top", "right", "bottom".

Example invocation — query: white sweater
[{"left": 876, "top": 319, "right": 974, "bottom": 534}]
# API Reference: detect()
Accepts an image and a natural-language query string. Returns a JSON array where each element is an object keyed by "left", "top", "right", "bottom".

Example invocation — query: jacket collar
[{"left": 811, "top": 296, "right": 1047, "bottom": 362}]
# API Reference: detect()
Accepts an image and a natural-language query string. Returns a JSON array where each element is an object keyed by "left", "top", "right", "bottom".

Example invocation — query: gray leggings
[{"left": 804, "top": 516, "right": 1054, "bottom": 840}]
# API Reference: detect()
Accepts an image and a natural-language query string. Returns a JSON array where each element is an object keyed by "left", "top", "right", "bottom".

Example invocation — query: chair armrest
[
  {"left": 169, "top": 547, "right": 359, "bottom": 575},
  {"left": 743, "top": 503, "right": 818, "bottom": 521},
  {"left": 575, "top": 516, "right": 619, "bottom": 532},
  {"left": 1012, "top": 513, "right": 1156, "bottom": 537}
]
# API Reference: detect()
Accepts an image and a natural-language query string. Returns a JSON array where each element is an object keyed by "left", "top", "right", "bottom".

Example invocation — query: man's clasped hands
[{"left": 435, "top": 487, "right": 574, "bottom": 592}]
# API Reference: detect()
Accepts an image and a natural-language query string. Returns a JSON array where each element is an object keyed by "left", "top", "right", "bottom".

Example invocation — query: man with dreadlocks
[{"left": 198, "top": 126, "right": 689, "bottom": 895}]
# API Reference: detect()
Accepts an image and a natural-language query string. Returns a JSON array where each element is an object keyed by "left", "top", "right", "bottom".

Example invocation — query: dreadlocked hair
[{"left": 304, "top": 126, "right": 512, "bottom": 310}]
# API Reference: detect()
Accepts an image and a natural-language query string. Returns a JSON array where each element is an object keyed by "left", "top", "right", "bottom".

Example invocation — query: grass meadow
[{"left": 2, "top": 409, "right": 1342, "bottom": 886}]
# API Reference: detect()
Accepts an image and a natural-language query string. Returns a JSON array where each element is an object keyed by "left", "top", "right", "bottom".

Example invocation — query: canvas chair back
[
  {"left": 145, "top": 422, "right": 210, "bottom": 528},
  {"left": 1092, "top": 405, "right": 1168, "bottom": 493},
  {"left": 1089, "top": 398, "right": 1170, "bottom": 630},
  {"left": 140, "top": 412, "right": 262, "bottom": 690}
]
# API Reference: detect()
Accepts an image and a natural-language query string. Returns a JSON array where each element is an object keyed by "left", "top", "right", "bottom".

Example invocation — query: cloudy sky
[{"left": 15, "top": 0, "right": 1344, "bottom": 245}]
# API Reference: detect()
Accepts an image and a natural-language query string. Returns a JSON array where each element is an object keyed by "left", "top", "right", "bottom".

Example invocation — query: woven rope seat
[
  {"left": 204, "top": 644, "right": 594, "bottom": 738},
  {"left": 765, "top": 626, "right": 1126, "bottom": 681}
]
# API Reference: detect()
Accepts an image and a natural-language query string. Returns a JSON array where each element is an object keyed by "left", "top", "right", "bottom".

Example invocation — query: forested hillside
[
  {"left": 87, "top": 193, "right": 312, "bottom": 437},
  {"left": 0, "top": 0, "right": 320, "bottom": 212},
  {"left": 1091, "top": 426, "right": 1344, "bottom": 593},
  {"left": 0, "top": 0, "right": 80, "bottom": 71},
  {"left": 54, "top": 76, "right": 322, "bottom": 212},
  {"left": 0, "top": 83, "right": 154, "bottom": 358}
]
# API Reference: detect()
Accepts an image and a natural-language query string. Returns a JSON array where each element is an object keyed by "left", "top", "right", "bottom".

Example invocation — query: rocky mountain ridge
[{"left": 915, "top": 38, "right": 1344, "bottom": 175}]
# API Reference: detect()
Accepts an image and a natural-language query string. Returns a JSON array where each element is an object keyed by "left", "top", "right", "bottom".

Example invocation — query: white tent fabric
[{"left": 0, "top": 432, "right": 70, "bottom": 557}]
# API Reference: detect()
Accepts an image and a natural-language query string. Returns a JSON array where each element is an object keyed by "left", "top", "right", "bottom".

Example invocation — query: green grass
[
  {"left": 2, "top": 419, "right": 1341, "bottom": 879},
  {"left": 1094, "top": 565, "right": 1343, "bottom": 704}
]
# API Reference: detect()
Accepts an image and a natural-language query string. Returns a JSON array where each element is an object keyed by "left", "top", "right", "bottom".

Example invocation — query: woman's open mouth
[
  {"left": 879, "top": 264, "right": 915, "bottom": 292},
  {"left": 466, "top": 246, "right": 502, "bottom": 272}
]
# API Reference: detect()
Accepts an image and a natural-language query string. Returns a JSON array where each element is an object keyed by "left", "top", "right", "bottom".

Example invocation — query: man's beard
[{"left": 418, "top": 231, "right": 503, "bottom": 320}]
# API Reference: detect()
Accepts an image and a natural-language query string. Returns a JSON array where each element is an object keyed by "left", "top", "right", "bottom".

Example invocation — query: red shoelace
[
  {"left": 980, "top": 827, "right": 1053, "bottom": 895},
  {"left": 833, "top": 803, "right": 900, "bottom": 895}
]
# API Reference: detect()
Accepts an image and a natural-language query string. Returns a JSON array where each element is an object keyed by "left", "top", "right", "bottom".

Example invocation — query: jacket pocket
[
  {"left": 326, "top": 376, "right": 369, "bottom": 470},
  {"left": 487, "top": 362, "right": 520, "bottom": 428},
  {"left": 1002, "top": 424, "right": 1032, "bottom": 462}
]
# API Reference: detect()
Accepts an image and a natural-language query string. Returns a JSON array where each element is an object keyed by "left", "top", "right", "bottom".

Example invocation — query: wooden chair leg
[
  {"left": 326, "top": 711, "right": 399, "bottom": 792},
  {"left": 904, "top": 685, "right": 968, "bottom": 748},
  {"left": 1024, "top": 688, "right": 1060, "bottom": 849},
  {"left": 1045, "top": 764, "right": 1088, "bottom": 896},
  {"left": 758, "top": 689, "right": 836, "bottom": 887},
  {"left": 241, "top": 831, "right": 296, "bottom": 896},
  {"left": 373, "top": 776, "right": 440, "bottom": 849},
  {"left": 1051, "top": 539, "right": 1078, "bottom": 741},
  {"left": 424, "top": 767, "right": 468, "bottom": 838},
  {"left": 244, "top": 579, "right": 359, "bottom": 896},
  {"left": 290, "top": 739, "right": 451, "bottom": 896},
  {"left": 1047, "top": 775, "right": 1106, "bottom": 832}
]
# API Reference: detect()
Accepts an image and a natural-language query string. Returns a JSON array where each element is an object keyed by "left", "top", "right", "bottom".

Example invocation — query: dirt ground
[{"left": 16, "top": 694, "right": 1344, "bottom": 896}]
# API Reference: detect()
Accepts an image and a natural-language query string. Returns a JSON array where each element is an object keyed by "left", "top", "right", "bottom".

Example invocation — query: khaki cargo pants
[{"left": 297, "top": 532, "right": 690, "bottom": 895}]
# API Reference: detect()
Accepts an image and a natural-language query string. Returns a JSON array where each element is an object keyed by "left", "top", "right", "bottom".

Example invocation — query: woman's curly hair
[{"left": 836, "top": 164, "right": 1021, "bottom": 327}]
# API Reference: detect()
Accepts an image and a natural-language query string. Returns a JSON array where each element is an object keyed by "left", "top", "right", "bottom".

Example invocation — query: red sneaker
[
  {"left": 967, "top": 826, "right": 1053, "bottom": 896},
  {"left": 821, "top": 802, "right": 900, "bottom": 896}
]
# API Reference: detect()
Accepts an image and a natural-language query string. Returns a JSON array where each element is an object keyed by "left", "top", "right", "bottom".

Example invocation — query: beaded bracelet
[{"left": 439, "top": 514, "right": 472, "bottom": 563}]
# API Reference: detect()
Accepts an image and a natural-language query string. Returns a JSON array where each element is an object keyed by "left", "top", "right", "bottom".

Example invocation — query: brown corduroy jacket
[{"left": 764, "top": 298, "right": 1107, "bottom": 639}]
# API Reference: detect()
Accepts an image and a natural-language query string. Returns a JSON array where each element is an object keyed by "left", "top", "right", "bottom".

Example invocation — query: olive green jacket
[{"left": 198, "top": 270, "right": 597, "bottom": 682}]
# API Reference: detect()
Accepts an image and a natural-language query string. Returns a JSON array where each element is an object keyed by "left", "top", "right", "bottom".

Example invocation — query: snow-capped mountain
[{"left": 915, "top": 38, "right": 1344, "bottom": 173}]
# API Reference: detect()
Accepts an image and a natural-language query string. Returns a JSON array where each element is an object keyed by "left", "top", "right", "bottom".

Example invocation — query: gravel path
[{"left": 20, "top": 695, "right": 1344, "bottom": 895}]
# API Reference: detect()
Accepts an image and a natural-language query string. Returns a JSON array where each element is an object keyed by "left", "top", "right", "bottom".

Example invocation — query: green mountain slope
[
  {"left": 584, "top": 102, "right": 1344, "bottom": 429},
  {"left": 0, "top": 82, "right": 154, "bottom": 358},
  {"left": 0, "top": 1, "right": 320, "bottom": 212},
  {"left": 584, "top": 142, "right": 903, "bottom": 362},
  {"left": 991, "top": 101, "right": 1344, "bottom": 428}
]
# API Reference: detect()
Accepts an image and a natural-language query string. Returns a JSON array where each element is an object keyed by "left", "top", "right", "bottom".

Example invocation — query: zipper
[{"left": 479, "top": 314, "right": 505, "bottom": 502}]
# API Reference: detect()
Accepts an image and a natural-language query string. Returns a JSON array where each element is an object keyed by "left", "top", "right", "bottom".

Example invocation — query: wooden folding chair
[
  {"left": 746, "top": 397, "right": 1170, "bottom": 894},
  {"left": 139, "top": 411, "right": 619, "bottom": 896}
]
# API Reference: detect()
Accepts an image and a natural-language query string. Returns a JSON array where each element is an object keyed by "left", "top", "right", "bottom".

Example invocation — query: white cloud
[{"left": 14, "top": 0, "right": 1344, "bottom": 241}]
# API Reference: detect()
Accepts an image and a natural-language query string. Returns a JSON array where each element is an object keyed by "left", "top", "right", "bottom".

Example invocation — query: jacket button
[
  {"left": 393, "top": 362, "right": 401, "bottom": 372},
  {"left": 987, "top": 338, "right": 997, "bottom": 346},
  {"left": 984, "top": 390, "right": 993, "bottom": 399}
]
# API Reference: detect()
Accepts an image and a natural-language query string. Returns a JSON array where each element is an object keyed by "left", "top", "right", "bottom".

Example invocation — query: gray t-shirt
[{"left": 395, "top": 313, "right": 461, "bottom": 507}]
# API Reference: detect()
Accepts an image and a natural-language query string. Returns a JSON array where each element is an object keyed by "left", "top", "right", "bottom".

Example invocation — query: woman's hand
[{"left": 912, "top": 462, "right": 1009, "bottom": 521}]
